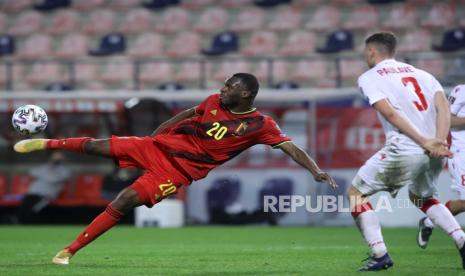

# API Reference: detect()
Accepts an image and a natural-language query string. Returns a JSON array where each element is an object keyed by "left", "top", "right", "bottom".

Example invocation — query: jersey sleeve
[
  {"left": 259, "top": 117, "right": 291, "bottom": 148},
  {"left": 358, "top": 74, "right": 387, "bottom": 105},
  {"left": 195, "top": 94, "right": 218, "bottom": 115},
  {"left": 450, "top": 85, "right": 465, "bottom": 115}
]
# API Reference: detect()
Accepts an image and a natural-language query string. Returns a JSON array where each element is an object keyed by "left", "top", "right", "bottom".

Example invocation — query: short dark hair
[
  {"left": 233, "top": 73, "right": 259, "bottom": 97},
  {"left": 365, "top": 32, "right": 397, "bottom": 55}
]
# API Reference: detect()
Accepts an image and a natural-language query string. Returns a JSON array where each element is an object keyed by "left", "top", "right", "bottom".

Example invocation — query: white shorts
[
  {"left": 352, "top": 144, "right": 445, "bottom": 198},
  {"left": 448, "top": 149, "right": 465, "bottom": 200}
]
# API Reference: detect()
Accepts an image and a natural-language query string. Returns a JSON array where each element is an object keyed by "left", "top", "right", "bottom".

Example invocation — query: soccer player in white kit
[
  {"left": 347, "top": 32, "right": 465, "bottom": 271},
  {"left": 418, "top": 84, "right": 465, "bottom": 248}
]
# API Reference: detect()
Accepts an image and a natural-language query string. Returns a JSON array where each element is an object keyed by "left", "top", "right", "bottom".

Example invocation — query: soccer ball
[{"left": 12, "top": 105, "right": 48, "bottom": 136}]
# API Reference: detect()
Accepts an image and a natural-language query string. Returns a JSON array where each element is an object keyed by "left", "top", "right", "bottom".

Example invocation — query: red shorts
[{"left": 110, "top": 135, "right": 191, "bottom": 207}]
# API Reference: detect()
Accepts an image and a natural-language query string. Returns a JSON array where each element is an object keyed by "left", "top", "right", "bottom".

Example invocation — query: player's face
[
  {"left": 364, "top": 45, "right": 376, "bottom": 68},
  {"left": 220, "top": 77, "right": 244, "bottom": 107}
]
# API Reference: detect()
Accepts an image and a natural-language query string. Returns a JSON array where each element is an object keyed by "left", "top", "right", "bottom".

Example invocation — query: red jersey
[{"left": 153, "top": 94, "right": 291, "bottom": 181}]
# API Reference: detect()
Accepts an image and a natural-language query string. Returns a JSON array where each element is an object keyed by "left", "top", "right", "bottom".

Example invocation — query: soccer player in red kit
[{"left": 14, "top": 73, "right": 337, "bottom": 265}]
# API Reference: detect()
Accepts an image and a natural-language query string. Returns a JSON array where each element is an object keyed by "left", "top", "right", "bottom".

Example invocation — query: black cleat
[
  {"left": 358, "top": 253, "right": 394, "bottom": 272},
  {"left": 417, "top": 217, "right": 433, "bottom": 249}
]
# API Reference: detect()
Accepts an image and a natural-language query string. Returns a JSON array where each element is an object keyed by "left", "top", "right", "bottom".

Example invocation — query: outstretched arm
[
  {"left": 373, "top": 98, "right": 451, "bottom": 158},
  {"left": 151, "top": 107, "right": 198, "bottom": 137},
  {"left": 434, "top": 91, "right": 450, "bottom": 141},
  {"left": 279, "top": 141, "right": 337, "bottom": 189}
]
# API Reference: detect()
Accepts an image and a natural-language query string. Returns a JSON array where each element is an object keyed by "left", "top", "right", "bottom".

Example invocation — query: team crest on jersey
[
  {"left": 210, "top": 109, "right": 217, "bottom": 116},
  {"left": 234, "top": 122, "right": 248, "bottom": 136},
  {"left": 449, "top": 96, "right": 456, "bottom": 105}
]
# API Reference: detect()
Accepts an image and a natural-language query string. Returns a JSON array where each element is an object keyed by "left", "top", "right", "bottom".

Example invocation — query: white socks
[
  {"left": 426, "top": 203, "right": 465, "bottom": 248},
  {"left": 424, "top": 217, "right": 435, "bottom": 228},
  {"left": 356, "top": 210, "right": 387, "bottom": 257}
]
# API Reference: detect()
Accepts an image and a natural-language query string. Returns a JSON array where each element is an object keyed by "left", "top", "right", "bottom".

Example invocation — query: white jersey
[
  {"left": 448, "top": 84, "right": 465, "bottom": 152},
  {"left": 358, "top": 59, "right": 444, "bottom": 154}
]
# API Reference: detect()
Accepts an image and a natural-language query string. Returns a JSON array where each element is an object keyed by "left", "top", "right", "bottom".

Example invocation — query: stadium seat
[
  {"left": 118, "top": 8, "right": 152, "bottom": 33},
  {"left": 267, "top": 7, "right": 302, "bottom": 31},
  {"left": 158, "top": 82, "right": 184, "bottom": 91},
  {"left": 81, "top": 9, "right": 115, "bottom": 34},
  {"left": 421, "top": 3, "right": 455, "bottom": 28},
  {"left": 128, "top": 33, "right": 164, "bottom": 58},
  {"left": 316, "top": 30, "right": 354, "bottom": 53},
  {"left": 291, "top": 0, "right": 321, "bottom": 7},
  {"left": 211, "top": 60, "right": 252, "bottom": 81},
  {"left": 230, "top": 7, "right": 265, "bottom": 32},
  {"left": 278, "top": 31, "right": 315, "bottom": 56},
  {"left": 108, "top": 0, "right": 140, "bottom": 10},
  {"left": 333, "top": 59, "right": 366, "bottom": 80},
  {"left": 72, "top": 0, "right": 105, "bottom": 11},
  {"left": 289, "top": 60, "right": 328, "bottom": 81},
  {"left": 0, "top": 35, "right": 15, "bottom": 56},
  {"left": 99, "top": 57, "right": 134, "bottom": 85},
  {"left": 0, "top": 64, "right": 23, "bottom": 86},
  {"left": 34, "top": 0, "right": 70, "bottom": 11},
  {"left": 1, "top": 0, "right": 34, "bottom": 12},
  {"left": 26, "top": 62, "right": 68, "bottom": 86},
  {"left": 0, "top": 12, "right": 6, "bottom": 33},
  {"left": 8, "top": 10, "right": 43, "bottom": 36},
  {"left": 381, "top": 4, "right": 416, "bottom": 30},
  {"left": 207, "top": 177, "right": 241, "bottom": 211},
  {"left": 241, "top": 31, "right": 278, "bottom": 56},
  {"left": 433, "top": 28, "right": 465, "bottom": 52},
  {"left": 253, "top": 60, "right": 289, "bottom": 84},
  {"left": 182, "top": 0, "right": 215, "bottom": 9},
  {"left": 220, "top": 0, "right": 253, "bottom": 8},
  {"left": 45, "top": 82, "right": 73, "bottom": 92},
  {"left": 143, "top": 0, "right": 180, "bottom": 10},
  {"left": 139, "top": 62, "right": 174, "bottom": 84},
  {"left": 397, "top": 29, "right": 432, "bottom": 53},
  {"left": 343, "top": 5, "right": 379, "bottom": 31},
  {"left": 55, "top": 33, "right": 89, "bottom": 58},
  {"left": 413, "top": 57, "right": 445, "bottom": 79},
  {"left": 155, "top": 7, "right": 190, "bottom": 33},
  {"left": 166, "top": 32, "right": 201, "bottom": 57},
  {"left": 75, "top": 62, "right": 100, "bottom": 83},
  {"left": 174, "top": 61, "right": 202, "bottom": 82},
  {"left": 11, "top": 175, "right": 33, "bottom": 195},
  {"left": 89, "top": 33, "right": 126, "bottom": 56},
  {"left": 74, "top": 174, "right": 107, "bottom": 205},
  {"left": 16, "top": 34, "right": 52, "bottom": 59},
  {"left": 45, "top": 10, "right": 79, "bottom": 35},
  {"left": 202, "top": 31, "right": 239, "bottom": 56},
  {"left": 304, "top": 5, "right": 340, "bottom": 32},
  {"left": 193, "top": 7, "right": 228, "bottom": 33}
]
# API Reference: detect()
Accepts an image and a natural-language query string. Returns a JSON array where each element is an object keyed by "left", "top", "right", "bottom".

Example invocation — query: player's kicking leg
[
  {"left": 52, "top": 186, "right": 142, "bottom": 265},
  {"left": 14, "top": 138, "right": 112, "bottom": 157},
  {"left": 417, "top": 200, "right": 465, "bottom": 249},
  {"left": 347, "top": 184, "right": 393, "bottom": 272},
  {"left": 410, "top": 192, "right": 465, "bottom": 268}
]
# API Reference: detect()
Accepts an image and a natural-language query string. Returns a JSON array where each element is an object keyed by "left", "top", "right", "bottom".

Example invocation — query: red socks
[
  {"left": 66, "top": 205, "right": 123, "bottom": 255},
  {"left": 47, "top": 137, "right": 91, "bottom": 153}
]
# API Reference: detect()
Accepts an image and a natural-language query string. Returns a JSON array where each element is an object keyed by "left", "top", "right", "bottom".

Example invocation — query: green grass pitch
[{"left": 0, "top": 226, "right": 463, "bottom": 275}]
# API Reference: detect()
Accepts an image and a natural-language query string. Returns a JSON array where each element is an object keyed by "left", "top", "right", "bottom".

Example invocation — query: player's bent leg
[
  {"left": 347, "top": 184, "right": 392, "bottom": 271},
  {"left": 410, "top": 191, "right": 465, "bottom": 268},
  {"left": 53, "top": 187, "right": 143, "bottom": 265},
  {"left": 446, "top": 200, "right": 465, "bottom": 216}
]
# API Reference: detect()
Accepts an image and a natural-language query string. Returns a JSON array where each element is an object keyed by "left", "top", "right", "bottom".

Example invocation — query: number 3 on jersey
[
  {"left": 401, "top": 77, "right": 428, "bottom": 111},
  {"left": 206, "top": 122, "right": 228, "bottom": 140}
]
